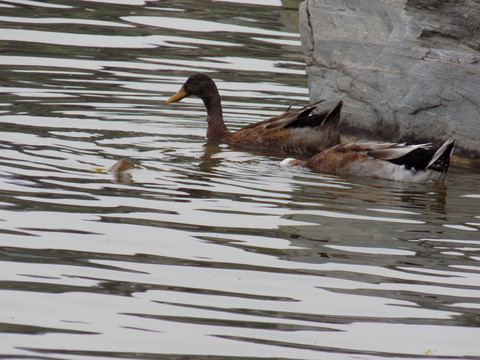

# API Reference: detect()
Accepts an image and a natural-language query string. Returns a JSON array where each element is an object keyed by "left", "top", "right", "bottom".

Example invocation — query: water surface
[{"left": 0, "top": 1, "right": 479, "bottom": 359}]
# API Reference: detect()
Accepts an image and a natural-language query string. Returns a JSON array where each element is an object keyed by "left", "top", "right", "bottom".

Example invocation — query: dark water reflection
[{"left": 1, "top": 0, "right": 480, "bottom": 359}]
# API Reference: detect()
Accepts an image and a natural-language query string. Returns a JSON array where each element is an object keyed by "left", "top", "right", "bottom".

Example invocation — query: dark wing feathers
[
  {"left": 427, "top": 139, "right": 455, "bottom": 172},
  {"left": 242, "top": 99, "right": 344, "bottom": 131},
  {"left": 368, "top": 143, "right": 430, "bottom": 160},
  {"left": 285, "top": 99, "right": 343, "bottom": 129},
  {"left": 379, "top": 140, "right": 454, "bottom": 172},
  {"left": 263, "top": 99, "right": 326, "bottom": 129}
]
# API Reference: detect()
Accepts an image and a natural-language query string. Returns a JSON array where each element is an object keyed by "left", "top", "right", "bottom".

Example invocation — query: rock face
[{"left": 299, "top": 0, "right": 480, "bottom": 158}]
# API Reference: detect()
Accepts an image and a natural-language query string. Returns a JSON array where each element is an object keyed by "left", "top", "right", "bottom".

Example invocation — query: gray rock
[{"left": 299, "top": 0, "right": 480, "bottom": 158}]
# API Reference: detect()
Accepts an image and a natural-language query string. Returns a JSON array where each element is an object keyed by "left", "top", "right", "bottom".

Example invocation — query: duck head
[{"left": 166, "top": 73, "right": 218, "bottom": 104}]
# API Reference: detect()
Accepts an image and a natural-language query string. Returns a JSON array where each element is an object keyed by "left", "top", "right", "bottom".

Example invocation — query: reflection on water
[{"left": 0, "top": 0, "right": 480, "bottom": 359}]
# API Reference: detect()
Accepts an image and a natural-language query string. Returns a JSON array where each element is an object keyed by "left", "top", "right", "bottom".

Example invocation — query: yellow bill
[{"left": 166, "top": 86, "right": 188, "bottom": 104}]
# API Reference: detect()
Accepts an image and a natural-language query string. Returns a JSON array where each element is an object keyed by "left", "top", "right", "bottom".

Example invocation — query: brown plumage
[
  {"left": 166, "top": 73, "right": 343, "bottom": 154},
  {"left": 281, "top": 140, "right": 455, "bottom": 183}
]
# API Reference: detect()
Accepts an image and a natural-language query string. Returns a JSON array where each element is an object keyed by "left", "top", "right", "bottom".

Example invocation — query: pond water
[{"left": 0, "top": 1, "right": 479, "bottom": 359}]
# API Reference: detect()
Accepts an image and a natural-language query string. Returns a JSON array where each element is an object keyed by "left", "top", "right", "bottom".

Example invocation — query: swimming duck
[
  {"left": 281, "top": 140, "right": 455, "bottom": 183},
  {"left": 166, "top": 73, "right": 343, "bottom": 154}
]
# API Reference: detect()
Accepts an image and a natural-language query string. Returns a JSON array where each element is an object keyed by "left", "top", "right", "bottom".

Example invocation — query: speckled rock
[{"left": 299, "top": 0, "right": 480, "bottom": 158}]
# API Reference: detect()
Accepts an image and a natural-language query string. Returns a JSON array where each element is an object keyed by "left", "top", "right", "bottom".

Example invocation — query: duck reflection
[{"left": 197, "top": 142, "right": 226, "bottom": 172}]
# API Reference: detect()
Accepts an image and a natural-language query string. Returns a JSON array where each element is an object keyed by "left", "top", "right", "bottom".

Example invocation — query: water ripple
[{"left": 0, "top": 1, "right": 479, "bottom": 359}]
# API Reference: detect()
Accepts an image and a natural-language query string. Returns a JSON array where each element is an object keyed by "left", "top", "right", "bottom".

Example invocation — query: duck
[
  {"left": 280, "top": 140, "right": 455, "bottom": 183},
  {"left": 166, "top": 73, "right": 343, "bottom": 154}
]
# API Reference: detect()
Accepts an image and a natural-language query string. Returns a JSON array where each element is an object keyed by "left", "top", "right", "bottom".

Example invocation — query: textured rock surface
[{"left": 299, "top": 0, "right": 480, "bottom": 158}]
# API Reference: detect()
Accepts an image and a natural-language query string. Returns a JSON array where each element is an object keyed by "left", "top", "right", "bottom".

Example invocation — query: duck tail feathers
[
  {"left": 297, "top": 99, "right": 327, "bottom": 118},
  {"left": 427, "top": 139, "right": 455, "bottom": 172},
  {"left": 320, "top": 100, "right": 343, "bottom": 127}
]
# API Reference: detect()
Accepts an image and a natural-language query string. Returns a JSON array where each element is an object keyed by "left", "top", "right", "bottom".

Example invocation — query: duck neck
[{"left": 202, "top": 93, "right": 229, "bottom": 141}]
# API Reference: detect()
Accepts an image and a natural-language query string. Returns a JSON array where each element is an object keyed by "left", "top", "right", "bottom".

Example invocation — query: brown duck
[
  {"left": 281, "top": 140, "right": 455, "bottom": 183},
  {"left": 166, "top": 73, "right": 343, "bottom": 154}
]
